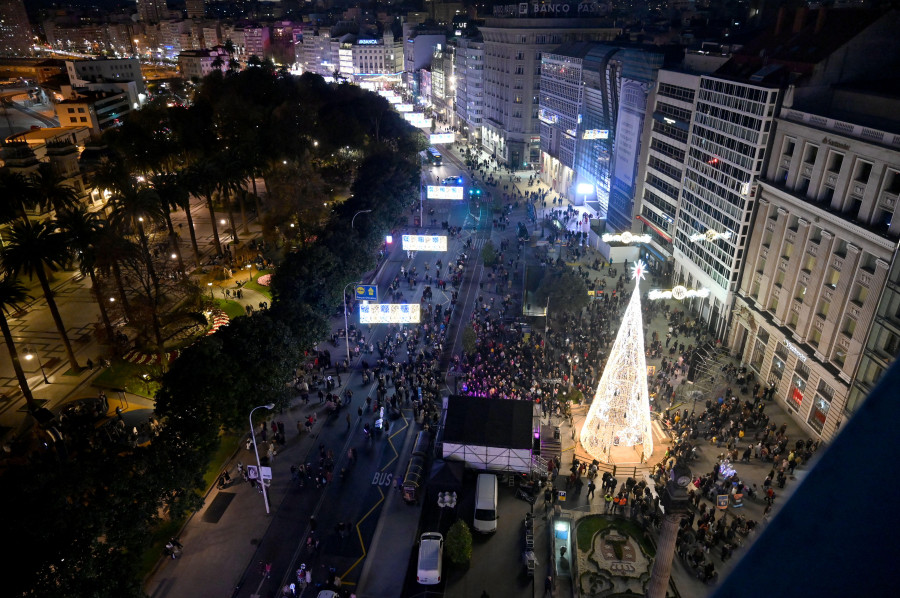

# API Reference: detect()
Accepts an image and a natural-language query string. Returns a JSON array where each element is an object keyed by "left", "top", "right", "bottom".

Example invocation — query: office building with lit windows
[
  {"left": 480, "top": 9, "right": 618, "bottom": 170},
  {"left": 0, "top": 0, "right": 32, "bottom": 56}
]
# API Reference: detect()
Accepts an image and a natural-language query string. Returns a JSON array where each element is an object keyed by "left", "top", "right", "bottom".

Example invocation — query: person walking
[
  {"left": 587, "top": 480, "right": 596, "bottom": 500},
  {"left": 604, "top": 492, "right": 613, "bottom": 512}
]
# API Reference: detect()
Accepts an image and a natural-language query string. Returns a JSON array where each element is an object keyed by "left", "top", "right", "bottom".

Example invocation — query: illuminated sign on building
[
  {"left": 426, "top": 185, "right": 465, "bottom": 200},
  {"left": 784, "top": 339, "right": 808, "bottom": 363},
  {"left": 538, "top": 109, "right": 558, "bottom": 125},
  {"left": 359, "top": 303, "right": 421, "bottom": 324},
  {"left": 397, "top": 104, "right": 414, "bottom": 112},
  {"left": 401, "top": 235, "right": 448, "bottom": 251},
  {"left": 358, "top": 39, "right": 378, "bottom": 45},
  {"left": 430, "top": 132, "right": 456, "bottom": 144},
  {"left": 582, "top": 129, "right": 609, "bottom": 140}
]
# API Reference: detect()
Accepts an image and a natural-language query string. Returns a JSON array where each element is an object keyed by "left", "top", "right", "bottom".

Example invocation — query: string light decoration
[{"left": 580, "top": 260, "right": 654, "bottom": 463}]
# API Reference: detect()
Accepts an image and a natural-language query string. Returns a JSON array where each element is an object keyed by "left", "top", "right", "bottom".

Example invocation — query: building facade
[
  {"left": 479, "top": 15, "right": 618, "bottom": 170},
  {"left": 453, "top": 34, "right": 483, "bottom": 142},
  {"left": 672, "top": 75, "right": 782, "bottom": 340},
  {"left": 634, "top": 69, "right": 702, "bottom": 271},
  {"left": 0, "top": 0, "right": 32, "bottom": 56},
  {"left": 65, "top": 57, "right": 146, "bottom": 95},
  {"left": 178, "top": 47, "right": 227, "bottom": 80},
  {"left": 730, "top": 100, "right": 900, "bottom": 441}
]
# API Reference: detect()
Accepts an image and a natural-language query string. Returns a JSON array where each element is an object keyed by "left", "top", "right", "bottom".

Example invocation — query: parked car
[{"left": 417, "top": 532, "right": 444, "bottom": 585}]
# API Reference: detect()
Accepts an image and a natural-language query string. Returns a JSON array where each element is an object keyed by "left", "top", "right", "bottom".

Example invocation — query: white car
[{"left": 417, "top": 532, "right": 444, "bottom": 585}]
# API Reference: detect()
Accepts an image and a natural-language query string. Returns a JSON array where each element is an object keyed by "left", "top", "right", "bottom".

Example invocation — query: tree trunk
[
  {"left": 162, "top": 210, "right": 186, "bottom": 274},
  {"left": 238, "top": 189, "right": 250, "bottom": 234},
  {"left": 206, "top": 195, "right": 223, "bottom": 255},
  {"left": 250, "top": 175, "right": 262, "bottom": 216},
  {"left": 227, "top": 200, "right": 240, "bottom": 245},
  {"left": 0, "top": 315, "right": 37, "bottom": 412},
  {"left": 112, "top": 261, "right": 132, "bottom": 322},
  {"left": 136, "top": 221, "right": 161, "bottom": 298},
  {"left": 152, "top": 311, "right": 168, "bottom": 372},
  {"left": 183, "top": 205, "right": 201, "bottom": 267},
  {"left": 89, "top": 268, "right": 115, "bottom": 342},
  {"left": 36, "top": 268, "right": 80, "bottom": 372}
]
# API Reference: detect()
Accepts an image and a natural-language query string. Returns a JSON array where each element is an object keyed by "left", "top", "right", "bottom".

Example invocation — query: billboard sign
[
  {"left": 427, "top": 185, "right": 465, "bottom": 200},
  {"left": 430, "top": 132, "right": 456, "bottom": 144},
  {"left": 359, "top": 303, "right": 421, "bottom": 324},
  {"left": 583, "top": 129, "right": 609, "bottom": 139},
  {"left": 397, "top": 103, "right": 414, "bottom": 112},
  {"left": 401, "top": 235, "right": 448, "bottom": 252}
]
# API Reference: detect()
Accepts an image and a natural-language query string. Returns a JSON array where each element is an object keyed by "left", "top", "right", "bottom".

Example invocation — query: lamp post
[
  {"left": 342, "top": 281, "right": 356, "bottom": 369},
  {"left": 207, "top": 282, "right": 213, "bottom": 300},
  {"left": 250, "top": 403, "right": 275, "bottom": 514},
  {"left": 647, "top": 458, "right": 693, "bottom": 598},
  {"left": 351, "top": 209, "right": 372, "bottom": 230},
  {"left": 24, "top": 347, "right": 49, "bottom": 384}
]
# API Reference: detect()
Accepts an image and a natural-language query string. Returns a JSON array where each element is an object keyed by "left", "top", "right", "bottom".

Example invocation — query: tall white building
[
  {"left": 454, "top": 34, "right": 484, "bottom": 141},
  {"left": 479, "top": 11, "right": 619, "bottom": 168},
  {"left": 672, "top": 74, "right": 781, "bottom": 339},
  {"left": 65, "top": 57, "right": 145, "bottom": 96},
  {"left": 731, "top": 89, "right": 900, "bottom": 441}
]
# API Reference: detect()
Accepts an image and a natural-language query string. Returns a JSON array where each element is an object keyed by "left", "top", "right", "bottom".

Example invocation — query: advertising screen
[
  {"left": 426, "top": 185, "right": 465, "bottom": 200},
  {"left": 359, "top": 303, "right": 421, "bottom": 324},
  {"left": 397, "top": 104, "right": 414, "bottom": 112},
  {"left": 583, "top": 129, "right": 609, "bottom": 140},
  {"left": 429, "top": 132, "right": 456, "bottom": 144},
  {"left": 401, "top": 235, "right": 448, "bottom": 251}
]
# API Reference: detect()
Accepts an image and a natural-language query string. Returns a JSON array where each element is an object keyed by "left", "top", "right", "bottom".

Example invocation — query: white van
[
  {"left": 417, "top": 532, "right": 444, "bottom": 585},
  {"left": 473, "top": 473, "right": 498, "bottom": 534}
]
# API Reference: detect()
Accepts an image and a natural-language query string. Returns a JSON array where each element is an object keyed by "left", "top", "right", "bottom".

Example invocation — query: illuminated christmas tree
[{"left": 580, "top": 261, "right": 653, "bottom": 463}]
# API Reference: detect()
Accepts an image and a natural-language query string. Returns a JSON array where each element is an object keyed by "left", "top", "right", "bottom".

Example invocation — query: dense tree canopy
[{"left": 0, "top": 67, "right": 422, "bottom": 597}]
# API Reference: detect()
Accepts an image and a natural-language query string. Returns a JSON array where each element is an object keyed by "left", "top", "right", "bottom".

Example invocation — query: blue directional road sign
[{"left": 355, "top": 284, "right": 378, "bottom": 302}]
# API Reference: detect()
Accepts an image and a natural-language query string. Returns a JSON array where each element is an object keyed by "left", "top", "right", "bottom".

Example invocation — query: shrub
[{"left": 445, "top": 519, "right": 473, "bottom": 565}]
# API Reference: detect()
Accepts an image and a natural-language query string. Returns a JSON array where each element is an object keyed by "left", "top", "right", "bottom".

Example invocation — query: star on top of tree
[{"left": 632, "top": 259, "right": 647, "bottom": 282}]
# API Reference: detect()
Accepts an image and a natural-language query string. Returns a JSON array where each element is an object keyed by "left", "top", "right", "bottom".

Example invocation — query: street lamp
[
  {"left": 249, "top": 403, "right": 275, "bottom": 514},
  {"left": 342, "top": 281, "right": 356, "bottom": 369},
  {"left": 351, "top": 209, "right": 372, "bottom": 229},
  {"left": 207, "top": 282, "right": 213, "bottom": 300},
  {"left": 24, "top": 347, "right": 49, "bottom": 384}
]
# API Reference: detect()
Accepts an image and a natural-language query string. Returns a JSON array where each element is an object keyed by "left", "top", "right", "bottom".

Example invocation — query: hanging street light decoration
[
  {"left": 689, "top": 229, "right": 732, "bottom": 243},
  {"left": 601, "top": 231, "right": 652, "bottom": 244},
  {"left": 648, "top": 286, "right": 711, "bottom": 301}
]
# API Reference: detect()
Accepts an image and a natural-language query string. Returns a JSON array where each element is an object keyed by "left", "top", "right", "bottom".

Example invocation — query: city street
[{"left": 2, "top": 116, "right": 814, "bottom": 598}]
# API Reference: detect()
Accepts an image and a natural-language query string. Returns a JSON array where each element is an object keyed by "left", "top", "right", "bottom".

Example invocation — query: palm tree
[
  {"left": 185, "top": 158, "right": 224, "bottom": 256},
  {"left": 93, "top": 226, "right": 138, "bottom": 323},
  {"left": 149, "top": 172, "right": 187, "bottom": 274},
  {"left": 0, "top": 275, "right": 37, "bottom": 412},
  {"left": 107, "top": 180, "right": 166, "bottom": 297},
  {"left": 0, "top": 170, "right": 37, "bottom": 223},
  {"left": 0, "top": 220, "right": 81, "bottom": 372},
  {"left": 215, "top": 151, "right": 244, "bottom": 245},
  {"left": 164, "top": 170, "right": 202, "bottom": 268},
  {"left": 31, "top": 163, "right": 81, "bottom": 216},
  {"left": 55, "top": 207, "right": 115, "bottom": 341}
]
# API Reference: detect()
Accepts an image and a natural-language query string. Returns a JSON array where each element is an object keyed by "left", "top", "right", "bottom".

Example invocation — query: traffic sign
[{"left": 355, "top": 284, "right": 377, "bottom": 302}]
